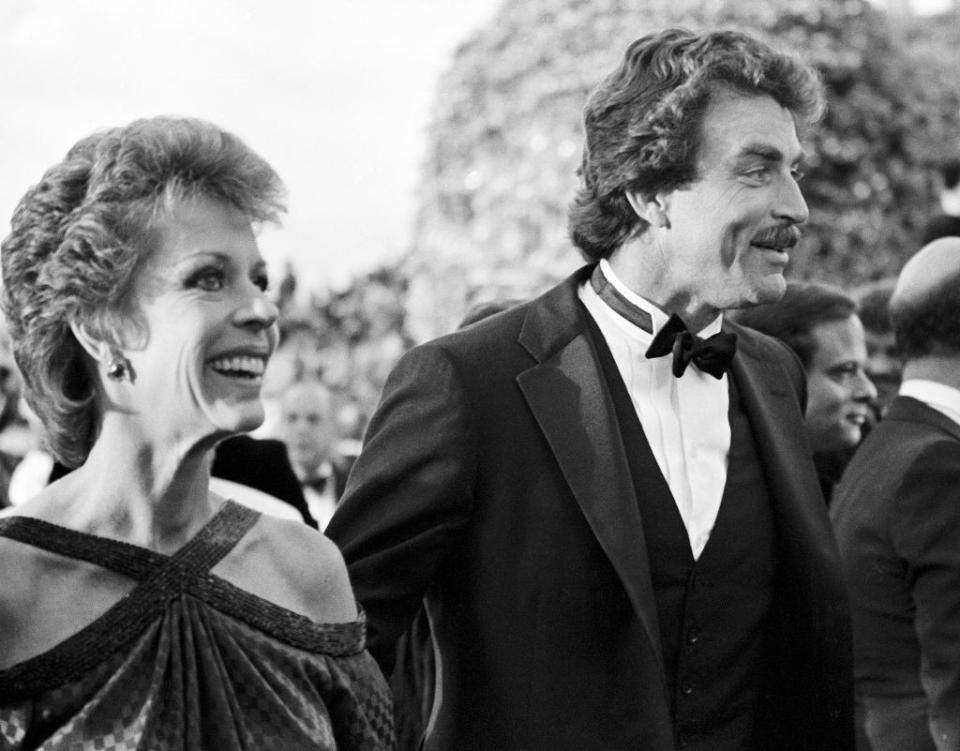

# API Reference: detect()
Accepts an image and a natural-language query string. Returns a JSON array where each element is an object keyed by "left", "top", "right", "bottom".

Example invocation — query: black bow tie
[
  {"left": 304, "top": 475, "right": 328, "bottom": 493},
  {"left": 589, "top": 264, "right": 736, "bottom": 379},
  {"left": 645, "top": 314, "right": 737, "bottom": 379}
]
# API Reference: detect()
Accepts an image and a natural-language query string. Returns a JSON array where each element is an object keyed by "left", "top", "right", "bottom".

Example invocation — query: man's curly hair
[
  {"left": 1, "top": 116, "right": 286, "bottom": 467},
  {"left": 569, "top": 27, "right": 825, "bottom": 260}
]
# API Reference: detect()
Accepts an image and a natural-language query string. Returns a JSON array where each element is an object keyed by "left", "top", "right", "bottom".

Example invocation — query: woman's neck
[{"left": 52, "top": 420, "right": 221, "bottom": 554}]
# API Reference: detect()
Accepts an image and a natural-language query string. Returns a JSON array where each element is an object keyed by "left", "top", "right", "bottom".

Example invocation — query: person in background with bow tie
[
  {"left": 730, "top": 281, "right": 877, "bottom": 503},
  {"left": 328, "top": 27, "right": 853, "bottom": 751},
  {"left": 279, "top": 379, "right": 354, "bottom": 530}
]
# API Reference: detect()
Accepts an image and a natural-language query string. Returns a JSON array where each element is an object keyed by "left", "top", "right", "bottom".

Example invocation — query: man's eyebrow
[{"left": 736, "top": 143, "right": 805, "bottom": 165}]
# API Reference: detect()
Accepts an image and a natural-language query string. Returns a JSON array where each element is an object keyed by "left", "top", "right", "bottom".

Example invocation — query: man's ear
[
  {"left": 625, "top": 189, "right": 671, "bottom": 229},
  {"left": 69, "top": 320, "right": 111, "bottom": 364}
]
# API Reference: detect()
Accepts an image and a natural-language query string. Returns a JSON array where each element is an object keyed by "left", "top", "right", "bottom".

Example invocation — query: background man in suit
[
  {"left": 328, "top": 27, "right": 852, "bottom": 751},
  {"left": 920, "top": 158, "right": 960, "bottom": 246},
  {"left": 730, "top": 281, "right": 877, "bottom": 502},
  {"left": 279, "top": 378, "right": 354, "bottom": 529},
  {"left": 831, "top": 236, "right": 960, "bottom": 751}
]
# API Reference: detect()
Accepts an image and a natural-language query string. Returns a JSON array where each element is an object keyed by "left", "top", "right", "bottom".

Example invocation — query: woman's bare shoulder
[{"left": 216, "top": 513, "right": 359, "bottom": 625}]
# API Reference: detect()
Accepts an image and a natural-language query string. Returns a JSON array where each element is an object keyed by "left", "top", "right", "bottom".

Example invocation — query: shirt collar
[
  {"left": 597, "top": 259, "right": 724, "bottom": 338},
  {"left": 899, "top": 378, "right": 960, "bottom": 428}
]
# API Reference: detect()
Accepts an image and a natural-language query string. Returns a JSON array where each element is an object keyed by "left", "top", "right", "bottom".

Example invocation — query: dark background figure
[
  {"left": 920, "top": 158, "right": 960, "bottom": 246},
  {"left": 832, "top": 236, "right": 960, "bottom": 751},
  {"left": 0, "top": 356, "right": 25, "bottom": 511},
  {"left": 851, "top": 277, "right": 902, "bottom": 420},
  {"left": 329, "top": 28, "right": 852, "bottom": 751},
  {"left": 211, "top": 434, "right": 318, "bottom": 526},
  {"left": 730, "top": 281, "right": 877, "bottom": 502}
]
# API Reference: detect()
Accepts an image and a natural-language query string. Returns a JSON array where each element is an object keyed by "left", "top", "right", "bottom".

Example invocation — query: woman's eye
[
  {"left": 252, "top": 273, "right": 269, "bottom": 292},
  {"left": 191, "top": 269, "right": 224, "bottom": 292},
  {"left": 791, "top": 166, "right": 806, "bottom": 182}
]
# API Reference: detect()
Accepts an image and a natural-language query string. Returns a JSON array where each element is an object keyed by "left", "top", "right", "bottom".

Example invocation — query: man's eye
[
  {"left": 829, "top": 363, "right": 861, "bottom": 381},
  {"left": 743, "top": 167, "right": 771, "bottom": 183},
  {"left": 791, "top": 166, "right": 806, "bottom": 182},
  {"left": 252, "top": 273, "right": 269, "bottom": 292}
]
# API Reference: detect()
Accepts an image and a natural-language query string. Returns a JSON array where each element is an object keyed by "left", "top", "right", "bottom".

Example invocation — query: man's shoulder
[
  {"left": 728, "top": 318, "right": 795, "bottom": 357},
  {"left": 833, "top": 398, "right": 960, "bottom": 508},
  {"left": 429, "top": 268, "right": 590, "bottom": 355},
  {"left": 728, "top": 319, "right": 806, "bottom": 381}
]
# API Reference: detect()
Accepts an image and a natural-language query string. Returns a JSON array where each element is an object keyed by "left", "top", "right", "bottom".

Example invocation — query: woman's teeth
[{"left": 209, "top": 356, "right": 265, "bottom": 379}]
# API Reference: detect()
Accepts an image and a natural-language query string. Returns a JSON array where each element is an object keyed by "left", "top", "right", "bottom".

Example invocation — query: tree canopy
[{"left": 402, "top": 0, "right": 960, "bottom": 340}]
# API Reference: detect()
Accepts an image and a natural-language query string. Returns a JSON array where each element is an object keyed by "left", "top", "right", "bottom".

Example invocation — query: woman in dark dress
[{"left": 0, "top": 116, "right": 393, "bottom": 749}]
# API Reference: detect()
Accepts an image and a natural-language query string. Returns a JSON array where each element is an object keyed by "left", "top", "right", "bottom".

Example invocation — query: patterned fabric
[{"left": 0, "top": 501, "right": 394, "bottom": 750}]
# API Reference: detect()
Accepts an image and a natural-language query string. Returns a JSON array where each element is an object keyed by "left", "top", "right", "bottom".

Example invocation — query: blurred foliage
[
  {"left": 270, "top": 265, "right": 410, "bottom": 434},
  {"left": 403, "top": 0, "right": 960, "bottom": 340},
  {"left": 293, "top": 0, "right": 960, "bottom": 421}
]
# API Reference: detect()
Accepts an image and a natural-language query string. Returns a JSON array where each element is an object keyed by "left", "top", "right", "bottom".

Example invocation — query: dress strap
[
  {"left": 0, "top": 500, "right": 259, "bottom": 582},
  {"left": 0, "top": 502, "right": 261, "bottom": 699},
  {"left": 0, "top": 515, "right": 162, "bottom": 580}
]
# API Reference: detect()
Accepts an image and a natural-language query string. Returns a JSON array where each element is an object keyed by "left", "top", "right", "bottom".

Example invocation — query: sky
[
  {"left": 0, "top": 0, "right": 950, "bottom": 296},
  {"left": 0, "top": 0, "right": 502, "bottom": 293}
]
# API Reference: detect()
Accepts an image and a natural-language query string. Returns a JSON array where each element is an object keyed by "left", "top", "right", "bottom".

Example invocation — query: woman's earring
[{"left": 106, "top": 356, "right": 127, "bottom": 381}]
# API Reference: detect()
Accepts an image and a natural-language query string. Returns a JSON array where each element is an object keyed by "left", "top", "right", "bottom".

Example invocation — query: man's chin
[
  {"left": 725, "top": 278, "right": 786, "bottom": 311},
  {"left": 753, "top": 276, "right": 787, "bottom": 305}
]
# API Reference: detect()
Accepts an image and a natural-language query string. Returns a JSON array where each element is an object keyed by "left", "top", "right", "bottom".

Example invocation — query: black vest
[{"left": 586, "top": 314, "right": 776, "bottom": 751}]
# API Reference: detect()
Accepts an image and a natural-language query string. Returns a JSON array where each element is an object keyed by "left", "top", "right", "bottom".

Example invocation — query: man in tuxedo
[
  {"left": 328, "top": 28, "right": 852, "bottom": 751},
  {"left": 279, "top": 379, "right": 354, "bottom": 529},
  {"left": 831, "top": 237, "right": 960, "bottom": 750}
]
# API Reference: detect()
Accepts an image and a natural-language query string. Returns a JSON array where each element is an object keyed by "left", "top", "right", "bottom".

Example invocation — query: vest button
[
  {"left": 686, "top": 630, "right": 700, "bottom": 645},
  {"left": 681, "top": 684, "right": 694, "bottom": 696}
]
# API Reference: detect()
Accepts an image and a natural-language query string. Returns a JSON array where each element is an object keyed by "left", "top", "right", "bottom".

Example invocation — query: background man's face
[
  {"left": 281, "top": 385, "right": 336, "bottom": 474},
  {"left": 863, "top": 328, "right": 902, "bottom": 412},
  {"left": 805, "top": 315, "right": 877, "bottom": 453},
  {"left": 656, "top": 89, "right": 809, "bottom": 312}
]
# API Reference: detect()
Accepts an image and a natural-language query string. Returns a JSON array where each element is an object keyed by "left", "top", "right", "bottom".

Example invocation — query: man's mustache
[{"left": 751, "top": 226, "right": 801, "bottom": 250}]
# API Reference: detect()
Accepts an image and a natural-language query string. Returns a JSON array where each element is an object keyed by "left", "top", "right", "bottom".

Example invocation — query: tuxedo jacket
[
  {"left": 328, "top": 266, "right": 853, "bottom": 751},
  {"left": 211, "top": 435, "right": 316, "bottom": 527},
  {"left": 831, "top": 396, "right": 960, "bottom": 751}
]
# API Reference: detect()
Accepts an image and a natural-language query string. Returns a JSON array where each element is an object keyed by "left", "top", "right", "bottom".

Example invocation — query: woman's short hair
[
  {"left": 730, "top": 281, "right": 857, "bottom": 369},
  {"left": 1, "top": 116, "right": 286, "bottom": 467},
  {"left": 569, "top": 27, "right": 824, "bottom": 261}
]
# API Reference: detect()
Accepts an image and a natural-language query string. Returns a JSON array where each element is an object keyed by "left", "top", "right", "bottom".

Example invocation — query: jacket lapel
[
  {"left": 516, "top": 267, "right": 665, "bottom": 679},
  {"left": 727, "top": 323, "right": 831, "bottom": 553}
]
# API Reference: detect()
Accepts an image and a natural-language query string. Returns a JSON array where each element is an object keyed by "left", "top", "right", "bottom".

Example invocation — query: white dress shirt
[
  {"left": 579, "top": 259, "right": 731, "bottom": 559},
  {"left": 298, "top": 460, "right": 338, "bottom": 531},
  {"left": 899, "top": 379, "right": 960, "bottom": 429}
]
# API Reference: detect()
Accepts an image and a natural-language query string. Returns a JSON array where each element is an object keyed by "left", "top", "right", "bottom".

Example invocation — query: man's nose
[
  {"left": 852, "top": 369, "right": 877, "bottom": 402},
  {"left": 775, "top": 174, "right": 809, "bottom": 225}
]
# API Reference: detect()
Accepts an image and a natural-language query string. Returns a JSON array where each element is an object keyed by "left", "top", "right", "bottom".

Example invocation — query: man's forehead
[{"left": 699, "top": 91, "right": 804, "bottom": 161}]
